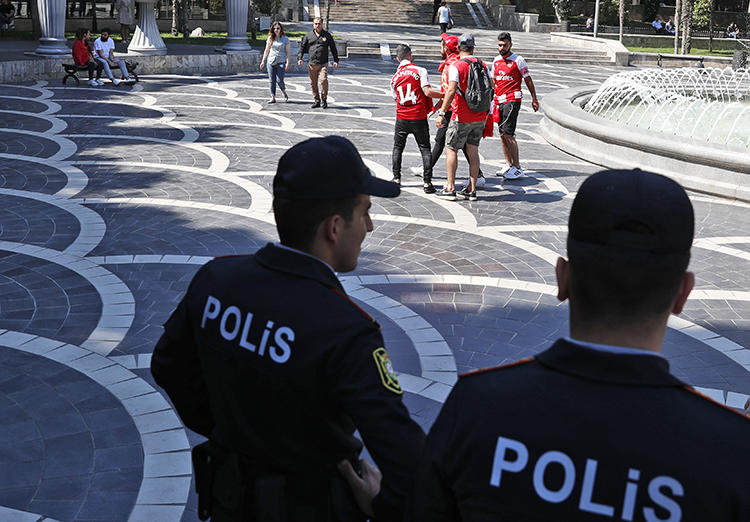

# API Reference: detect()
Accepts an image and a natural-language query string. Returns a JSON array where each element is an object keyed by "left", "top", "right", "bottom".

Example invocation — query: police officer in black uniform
[
  {"left": 151, "top": 136, "right": 425, "bottom": 521},
  {"left": 412, "top": 169, "right": 750, "bottom": 521}
]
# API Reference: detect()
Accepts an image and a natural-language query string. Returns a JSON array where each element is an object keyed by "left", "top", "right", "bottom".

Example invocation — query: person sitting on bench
[
  {"left": 73, "top": 28, "right": 104, "bottom": 86},
  {"left": 0, "top": 0, "right": 15, "bottom": 29},
  {"left": 93, "top": 27, "right": 134, "bottom": 85}
]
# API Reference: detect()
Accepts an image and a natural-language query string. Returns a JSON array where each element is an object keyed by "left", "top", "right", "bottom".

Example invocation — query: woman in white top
[
  {"left": 260, "top": 21, "right": 291, "bottom": 104},
  {"left": 437, "top": 1, "right": 452, "bottom": 33}
]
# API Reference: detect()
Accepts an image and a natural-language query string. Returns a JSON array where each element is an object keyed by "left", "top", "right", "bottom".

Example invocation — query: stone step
[
  {"left": 320, "top": 0, "right": 495, "bottom": 27},
  {"left": 346, "top": 46, "right": 612, "bottom": 64}
]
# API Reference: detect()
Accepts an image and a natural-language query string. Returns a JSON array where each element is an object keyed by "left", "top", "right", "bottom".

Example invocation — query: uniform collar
[
  {"left": 254, "top": 243, "right": 344, "bottom": 292},
  {"left": 398, "top": 59, "right": 412, "bottom": 67},
  {"left": 535, "top": 339, "right": 685, "bottom": 387}
]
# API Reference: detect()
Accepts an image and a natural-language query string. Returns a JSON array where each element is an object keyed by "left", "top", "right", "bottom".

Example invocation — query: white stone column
[
  {"left": 128, "top": 0, "right": 167, "bottom": 55},
  {"left": 35, "top": 0, "right": 70, "bottom": 56},
  {"left": 223, "top": 0, "right": 252, "bottom": 52}
]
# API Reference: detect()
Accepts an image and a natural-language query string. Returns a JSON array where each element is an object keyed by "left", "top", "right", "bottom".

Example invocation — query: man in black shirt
[
  {"left": 152, "top": 136, "right": 425, "bottom": 522},
  {"left": 413, "top": 169, "right": 750, "bottom": 521},
  {"left": 297, "top": 17, "right": 339, "bottom": 109}
]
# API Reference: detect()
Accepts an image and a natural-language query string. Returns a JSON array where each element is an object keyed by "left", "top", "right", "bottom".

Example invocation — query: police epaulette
[
  {"left": 328, "top": 287, "right": 381, "bottom": 330},
  {"left": 683, "top": 386, "right": 750, "bottom": 421},
  {"left": 459, "top": 357, "right": 535, "bottom": 379}
]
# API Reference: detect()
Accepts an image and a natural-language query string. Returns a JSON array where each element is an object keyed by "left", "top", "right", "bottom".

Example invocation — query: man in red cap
[{"left": 412, "top": 33, "right": 487, "bottom": 190}]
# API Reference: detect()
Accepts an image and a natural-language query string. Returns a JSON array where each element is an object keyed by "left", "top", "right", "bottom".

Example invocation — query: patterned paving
[{"left": 1, "top": 54, "right": 749, "bottom": 521}]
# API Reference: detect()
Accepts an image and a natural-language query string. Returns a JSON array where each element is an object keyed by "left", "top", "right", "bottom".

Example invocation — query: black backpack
[{"left": 458, "top": 57, "right": 493, "bottom": 113}]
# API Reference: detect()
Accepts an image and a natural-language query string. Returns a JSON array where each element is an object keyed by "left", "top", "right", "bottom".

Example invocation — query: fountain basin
[{"left": 540, "top": 86, "right": 750, "bottom": 202}]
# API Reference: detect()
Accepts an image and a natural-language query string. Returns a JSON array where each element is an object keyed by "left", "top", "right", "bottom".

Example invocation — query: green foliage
[
  {"left": 643, "top": 0, "right": 660, "bottom": 21},
  {"left": 691, "top": 0, "right": 712, "bottom": 30},
  {"left": 599, "top": 0, "right": 627, "bottom": 26},
  {"left": 209, "top": 0, "right": 224, "bottom": 12},
  {"left": 253, "top": 0, "right": 281, "bottom": 15},
  {"left": 552, "top": 0, "right": 570, "bottom": 21}
]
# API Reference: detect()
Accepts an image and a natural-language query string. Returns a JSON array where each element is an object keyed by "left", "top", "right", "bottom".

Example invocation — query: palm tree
[
  {"left": 673, "top": 0, "right": 680, "bottom": 53},
  {"left": 618, "top": 0, "right": 625, "bottom": 41}
]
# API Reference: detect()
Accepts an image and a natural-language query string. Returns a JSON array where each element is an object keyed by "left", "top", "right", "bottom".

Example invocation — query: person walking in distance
[
  {"left": 434, "top": 33, "right": 491, "bottom": 202},
  {"left": 437, "top": 1, "right": 452, "bottom": 33},
  {"left": 492, "top": 32, "right": 539, "bottom": 179},
  {"left": 260, "top": 21, "right": 291, "bottom": 104},
  {"left": 152, "top": 136, "right": 425, "bottom": 522},
  {"left": 412, "top": 169, "right": 750, "bottom": 520},
  {"left": 390, "top": 44, "right": 444, "bottom": 194},
  {"left": 298, "top": 17, "right": 339, "bottom": 109}
]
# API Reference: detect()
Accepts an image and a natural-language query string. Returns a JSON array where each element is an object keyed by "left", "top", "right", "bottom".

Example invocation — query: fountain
[{"left": 540, "top": 67, "right": 750, "bottom": 202}]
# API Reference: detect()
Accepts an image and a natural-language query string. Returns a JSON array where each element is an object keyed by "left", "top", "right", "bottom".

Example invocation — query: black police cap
[
  {"left": 274, "top": 136, "right": 400, "bottom": 200},
  {"left": 568, "top": 169, "right": 694, "bottom": 258}
]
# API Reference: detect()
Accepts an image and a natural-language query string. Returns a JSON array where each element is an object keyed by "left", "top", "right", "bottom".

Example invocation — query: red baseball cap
[{"left": 441, "top": 33, "right": 459, "bottom": 52}]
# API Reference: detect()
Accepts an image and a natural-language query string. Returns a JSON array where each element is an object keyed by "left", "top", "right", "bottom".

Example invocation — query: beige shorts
[{"left": 446, "top": 120, "right": 485, "bottom": 150}]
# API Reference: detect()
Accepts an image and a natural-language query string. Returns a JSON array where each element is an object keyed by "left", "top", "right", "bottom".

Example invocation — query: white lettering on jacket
[
  {"left": 489, "top": 435, "right": 684, "bottom": 520},
  {"left": 201, "top": 295, "right": 293, "bottom": 364}
]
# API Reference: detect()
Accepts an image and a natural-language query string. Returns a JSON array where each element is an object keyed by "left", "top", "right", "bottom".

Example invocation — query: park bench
[
  {"left": 656, "top": 53, "right": 704, "bottom": 67},
  {"left": 62, "top": 60, "right": 139, "bottom": 86}
]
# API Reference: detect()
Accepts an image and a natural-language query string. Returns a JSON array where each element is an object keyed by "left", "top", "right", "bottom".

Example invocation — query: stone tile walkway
[{"left": 0, "top": 52, "right": 749, "bottom": 521}]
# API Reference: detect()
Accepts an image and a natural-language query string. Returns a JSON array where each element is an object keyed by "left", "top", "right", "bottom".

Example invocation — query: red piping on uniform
[{"left": 459, "top": 357, "right": 535, "bottom": 378}]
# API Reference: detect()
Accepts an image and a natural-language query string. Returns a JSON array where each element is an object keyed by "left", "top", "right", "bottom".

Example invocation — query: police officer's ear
[
  {"left": 320, "top": 213, "right": 346, "bottom": 244},
  {"left": 555, "top": 257, "right": 570, "bottom": 303},
  {"left": 670, "top": 271, "right": 694, "bottom": 315}
]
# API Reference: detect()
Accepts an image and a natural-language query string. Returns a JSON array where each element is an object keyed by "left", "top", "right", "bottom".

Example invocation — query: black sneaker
[
  {"left": 391, "top": 176, "right": 401, "bottom": 185},
  {"left": 423, "top": 182, "right": 436, "bottom": 194},
  {"left": 436, "top": 188, "right": 456, "bottom": 201},
  {"left": 311, "top": 101, "right": 321, "bottom": 108},
  {"left": 457, "top": 187, "right": 477, "bottom": 201},
  {"left": 322, "top": 100, "right": 328, "bottom": 109}
]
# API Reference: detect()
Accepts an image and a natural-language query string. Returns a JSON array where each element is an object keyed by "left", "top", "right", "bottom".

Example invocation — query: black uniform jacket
[
  {"left": 298, "top": 29, "right": 339, "bottom": 65},
  {"left": 412, "top": 338, "right": 750, "bottom": 521},
  {"left": 151, "top": 244, "right": 425, "bottom": 521}
]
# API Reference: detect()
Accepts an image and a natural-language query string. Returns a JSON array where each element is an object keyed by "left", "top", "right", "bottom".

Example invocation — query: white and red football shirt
[
  {"left": 492, "top": 53, "right": 529, "bottom": 104},
  {"left": 391, "top": 60, "right": 431, "bottom": 121},
  {"left": 447, "top": 57, "right": 490, "bottom": 123}
]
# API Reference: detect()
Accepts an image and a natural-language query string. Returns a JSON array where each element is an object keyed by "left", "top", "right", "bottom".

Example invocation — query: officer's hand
[
  {"left": 337, "top": 459, "right": 381, "bottom": 518},
  {"left": 333, "top": 61, "right": 339, "bottom": 68},
  {"left": 298, "top": 59, "right": 303, "bottom": 66}
]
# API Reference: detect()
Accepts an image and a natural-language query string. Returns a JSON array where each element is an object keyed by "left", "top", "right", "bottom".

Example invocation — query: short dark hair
[
  {"left": 273, "top": 196, "right": 359, "bottom": 251},
  {"left": 75, "top": 27, "right": 89, "bottom": 40},
  {"left": 567, "top": 245, "right": 688, "bottom": 327},
  {"left": 396, "top": 44, "right": 411, "bottom": 62},
  {"left": 498, "top": 32, "right": 512, "bottom": 42},
  {"left": 101, "top": 27, "right": 111, "bottom": 34}
]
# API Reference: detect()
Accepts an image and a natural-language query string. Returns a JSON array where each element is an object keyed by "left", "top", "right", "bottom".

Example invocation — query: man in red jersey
[
  {"left": 492, "top": 32, "right": 539, "bottom": 180},
  {"left": 390, "top": 44, "right": 444, "bottom": 194},
  {"left": 413, "top": 33, "right": 488, "bottom": 190},
  {"left": 434, "top": 33, "right": 490, "bottom": 202}
]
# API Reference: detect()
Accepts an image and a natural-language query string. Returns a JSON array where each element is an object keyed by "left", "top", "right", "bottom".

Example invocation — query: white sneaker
[
  {"left": 456, "top": 175, "right": 487, "bottom": 191},
  {"left": 88, "top": 79, "right": 98, "bottom": 86},
  {"left": 496, "top": 164, "right": 512, "bottom": 177},
  {"left": 410, "top": 166, "right": 423, "bottom": 176},
  {"left": 95, "top": 79, "right": 105, "bottom": 86},
  {"left": 112, "top": 78, "right": 121, "bottom": 86},
  {"left": 504, "top": 166, "right": 524, "bottom": 179}
]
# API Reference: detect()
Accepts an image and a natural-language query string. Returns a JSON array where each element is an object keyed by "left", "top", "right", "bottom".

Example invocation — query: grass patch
[{"left": 627, "top": 46, "right": 736, "bottom": 57}]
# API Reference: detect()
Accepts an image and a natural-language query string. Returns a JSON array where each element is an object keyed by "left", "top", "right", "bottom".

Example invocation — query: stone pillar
[
  {"left": 128, "top": 0, "right": 168, "bottom": 55},
  {"left": 35, "top": 0, "right": 70, "bottom": 56},
  {"left": 224, "top": 0, "right": 252, "bottom": 52}
]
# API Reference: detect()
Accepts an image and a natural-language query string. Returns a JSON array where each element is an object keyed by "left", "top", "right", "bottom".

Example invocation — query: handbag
[{"left": 447, "top": 17, "right": 454, "bottom": 29}]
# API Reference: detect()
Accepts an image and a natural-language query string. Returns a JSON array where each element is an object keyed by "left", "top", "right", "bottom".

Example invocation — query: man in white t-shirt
[{"left": 93, "top": 28, "right": 133, "bottom": 86}]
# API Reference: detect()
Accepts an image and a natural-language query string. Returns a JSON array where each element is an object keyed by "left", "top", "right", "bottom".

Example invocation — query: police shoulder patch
[{"left": 373, "top": 347, "right": 402, "bottom": 395}]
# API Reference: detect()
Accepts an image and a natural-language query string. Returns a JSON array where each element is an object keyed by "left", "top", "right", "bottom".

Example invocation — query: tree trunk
[
  {"left": 681, "top": 0, "right": 693, "bottom": 55},
  {"left": 181, "top": 0, "right": 189, "bottom": 38},
  {"left": 618, "top": 0, "right": 624, "bottom": 42},
  {"left": 249, "top": 1, "right": 256, "bottom": 40},
  {"left": 31, "top": 0, "right": 42, "bottom": 38},
  {"left": 673, "top": 0, "right": 680, "bottom": 53},
  {"left": 708, "top": 0, "right": 713, "bottom": 52},
  {"left": 171, "top": 0, "right": 177, "bottom": 34},
  {"left": 324, "top": 0, "right": 330, "bottom": 30}
]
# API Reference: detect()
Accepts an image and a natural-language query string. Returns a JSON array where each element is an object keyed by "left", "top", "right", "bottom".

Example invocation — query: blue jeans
[
  {"left": 95, "top": 56, "right": 129, "bottom": 80},
  {"left": 267, "top": 62, "right": 286, "bottom": 96}
]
